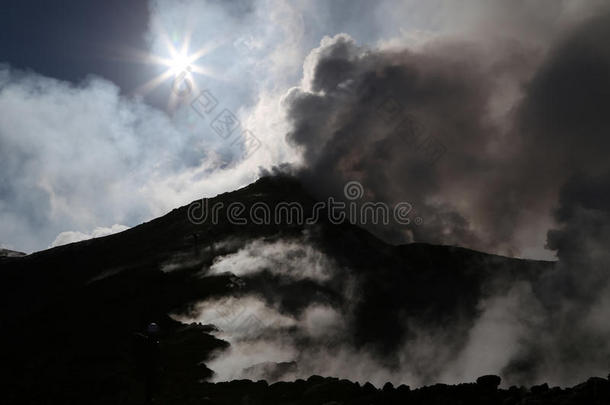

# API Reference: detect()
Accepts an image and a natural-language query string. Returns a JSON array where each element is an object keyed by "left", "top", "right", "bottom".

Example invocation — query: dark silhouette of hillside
[{"left": 2, "top": 176, "right": 595, "bottom": 404}]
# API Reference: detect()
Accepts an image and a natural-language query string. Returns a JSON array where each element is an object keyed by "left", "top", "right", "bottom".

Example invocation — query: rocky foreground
[{"left": 155, "top": 374, "right": 610, "bottom": 405}]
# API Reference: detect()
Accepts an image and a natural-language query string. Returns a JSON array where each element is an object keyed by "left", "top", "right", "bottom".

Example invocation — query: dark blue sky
[{"left": 1, "top": 0, "right": 153, "bottom": 93}]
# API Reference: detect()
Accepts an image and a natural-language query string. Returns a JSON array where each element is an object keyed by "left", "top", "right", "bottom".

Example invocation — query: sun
[
  {"left": 135, "top": 30, "right": 220, "bottom": 107},
  {"left": 168, "top": 52, "right": 193, "bottom": 76}
]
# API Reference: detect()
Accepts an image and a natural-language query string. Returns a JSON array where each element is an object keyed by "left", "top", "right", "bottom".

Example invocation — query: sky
[{"left": 1, "top": 0, "right": 609, "bottom": 259}]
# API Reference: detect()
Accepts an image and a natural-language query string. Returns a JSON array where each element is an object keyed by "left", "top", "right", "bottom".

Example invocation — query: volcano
[{"left": 4, "top": 175, "right": 608, "bottom": 404}]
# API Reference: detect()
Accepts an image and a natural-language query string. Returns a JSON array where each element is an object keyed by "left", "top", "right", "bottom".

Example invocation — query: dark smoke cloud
[
  {"left": 284, "top": 34, "right": 531, "bottom": 253},
  {"left": 531, "top": 172, "right": 610, "bottom": 383},
  {"left": 472, "top": 10, "right": 610, "bottom": 385},
  {"left": 273, "top": 5, "right": 610, "bottom": 386},
  {"left": 491, "top": 171, "right": 610, "bottom": 385},
  {"left": 284, "top": 6, "right": 610, "bottom": 259}
]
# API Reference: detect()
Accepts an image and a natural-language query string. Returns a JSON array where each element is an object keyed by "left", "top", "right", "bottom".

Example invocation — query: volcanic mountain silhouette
[{"left": 5, "top": 176, "right": 605, "bottom": 404}]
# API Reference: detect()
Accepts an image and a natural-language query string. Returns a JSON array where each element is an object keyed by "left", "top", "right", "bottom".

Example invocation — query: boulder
[
  {"left": 530, "top": 383, "right": 549, "bottom": 395},
  {"left": 382, "top": 382, "right": 394, "bottom": 392},
  {"left": 476, "top": 375, "right": 502, "bottom": 390}
]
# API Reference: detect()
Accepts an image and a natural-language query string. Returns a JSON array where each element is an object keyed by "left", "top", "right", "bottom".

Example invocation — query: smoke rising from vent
[{"left": 174, "top": 3, "right": 610, "bottom": 387}]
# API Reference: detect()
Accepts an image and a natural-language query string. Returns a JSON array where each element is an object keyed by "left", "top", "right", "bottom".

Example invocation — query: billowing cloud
[
  {"left": 208, "top": 238, "right": 335, "bottom": 282},
  {"left": 282, "top": 2, "right": 610, "bottom": 260},
  {"left": 0, "top": 64, "right": 291, "bottom": 252},
  {"left": 284, "top": 32, "right": 531, "bottom": 254}
]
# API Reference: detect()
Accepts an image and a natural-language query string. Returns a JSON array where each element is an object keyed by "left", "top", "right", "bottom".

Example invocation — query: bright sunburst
[
  {"left": 167, "top": 52, "right": 192, "bottom": 75},
  {"left": 135, "top": 30, "right": 219, "bottom": 108}
]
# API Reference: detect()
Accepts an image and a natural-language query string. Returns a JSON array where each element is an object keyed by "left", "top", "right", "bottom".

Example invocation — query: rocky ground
[{"left": 141, "top": 374, "right": 610, "bottom": 405}]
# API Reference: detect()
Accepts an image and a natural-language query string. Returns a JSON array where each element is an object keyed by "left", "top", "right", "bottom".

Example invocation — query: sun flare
[
  {"left": 168, "top": 52, "right": 192, "bottom": 76},
  {"left": 135, "top": 30, "right": 219, "bottom": 106}
]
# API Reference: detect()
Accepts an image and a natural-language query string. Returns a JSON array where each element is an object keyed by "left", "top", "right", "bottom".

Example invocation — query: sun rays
[{"left": 133, "top": 28, "right": 221, "bottom": 110}]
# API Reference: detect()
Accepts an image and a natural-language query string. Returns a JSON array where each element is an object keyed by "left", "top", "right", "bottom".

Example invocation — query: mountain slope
[{"left": 0, "top": 176, "right": 554, "bottom": 403}]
